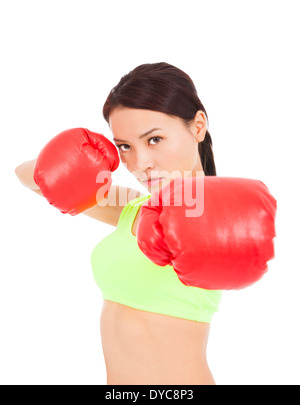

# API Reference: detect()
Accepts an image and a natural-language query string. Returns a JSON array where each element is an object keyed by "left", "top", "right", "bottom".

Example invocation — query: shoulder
[
  {"left": 83, "top": 186, "right": 146, "bottom": 226},
  {"left": 115, "top": 187, "right": 147, "bottom": 215}
]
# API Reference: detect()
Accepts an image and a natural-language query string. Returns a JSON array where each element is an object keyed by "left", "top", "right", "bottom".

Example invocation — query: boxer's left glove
[
  {"left": 136, "top": 176, "right": 277, "bottom": 290},
  {"left": 33, "top": 128, "right": 119, "bottom": 215}
]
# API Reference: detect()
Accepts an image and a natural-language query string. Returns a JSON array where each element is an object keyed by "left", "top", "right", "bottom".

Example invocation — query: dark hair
[{"left": 103, "top": 62, "right": 216, "bottom": 176}]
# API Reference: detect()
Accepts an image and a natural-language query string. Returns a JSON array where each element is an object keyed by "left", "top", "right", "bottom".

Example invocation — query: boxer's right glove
[{"left": 33, "top": 128, "right": 119, "bottom": 215}]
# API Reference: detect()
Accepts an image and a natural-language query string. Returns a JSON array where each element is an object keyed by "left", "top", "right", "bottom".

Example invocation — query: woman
[
  {"left": 15, "top": 62, "right": 222, "bottom": 385},
  {"left": 93, "top": 62, "right": 222, "bottom": 385}
]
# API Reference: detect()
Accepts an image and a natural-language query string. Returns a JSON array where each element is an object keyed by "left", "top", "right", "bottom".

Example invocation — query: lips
[
  {"left": 144, "top": 178, "right": 164, "bottom": 188},
  {"left": 142, "top": 177, "right": 163, "bottom": 182},
  {"left": 140, "top": 176, "right": 160, "bottom": 181}
]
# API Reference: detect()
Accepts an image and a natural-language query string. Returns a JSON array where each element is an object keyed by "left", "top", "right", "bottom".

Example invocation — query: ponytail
[{"left": 198, "top": 130, "right": 217, "bottom": 176}]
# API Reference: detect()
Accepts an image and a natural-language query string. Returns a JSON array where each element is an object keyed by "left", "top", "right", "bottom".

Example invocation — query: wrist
[{"left": 15, "top": 159, "right": 40, "bottom": 190}]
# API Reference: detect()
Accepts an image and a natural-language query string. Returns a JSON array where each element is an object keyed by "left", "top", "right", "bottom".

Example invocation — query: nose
[{"left": 134, "top": 150, "right": 155, "bottom": 173}]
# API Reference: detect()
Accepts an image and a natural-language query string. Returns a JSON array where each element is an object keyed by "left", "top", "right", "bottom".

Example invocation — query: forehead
[{"left": 109, "top": 108, "right": 180, "bottom": 138}]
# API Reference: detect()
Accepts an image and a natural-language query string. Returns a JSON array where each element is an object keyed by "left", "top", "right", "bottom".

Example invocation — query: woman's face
[{"left": 109, "top": 107, "right": 206, "bottom": 192}]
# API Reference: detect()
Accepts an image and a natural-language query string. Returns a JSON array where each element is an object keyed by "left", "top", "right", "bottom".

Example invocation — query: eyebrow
[{"left": 113, "top": 127, "right": 163, "bottom": 143}]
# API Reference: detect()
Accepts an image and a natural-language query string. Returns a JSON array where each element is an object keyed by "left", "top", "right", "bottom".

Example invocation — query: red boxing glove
[
  {"left": 33, "top": 128, "right": 119, "bottom": 215},
  {"left": 136, "top": 176, "right": 277, "bottom": 290}
]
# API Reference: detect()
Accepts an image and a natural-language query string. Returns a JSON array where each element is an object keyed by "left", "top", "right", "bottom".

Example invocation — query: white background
[{"left": 1, "top": 0, "right": 299, "bottom": 385}]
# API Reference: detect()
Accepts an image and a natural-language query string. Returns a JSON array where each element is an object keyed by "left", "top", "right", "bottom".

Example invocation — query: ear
[{"left": 193, "top": 110, "right": 207, "bottom": 143}]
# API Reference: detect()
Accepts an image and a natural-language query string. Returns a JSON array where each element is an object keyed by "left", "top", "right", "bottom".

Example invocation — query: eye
[
  {"left": 116, "top": 136, "right": 162, "bottom": 152},
  {"left": 116, "top": 144, "right": 130, "bottom": 152},
  {"left": 149, "top": 136, "right": 162, "bottom": 145}
]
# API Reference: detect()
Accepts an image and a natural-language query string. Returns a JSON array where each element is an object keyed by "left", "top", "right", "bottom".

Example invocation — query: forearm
[{"left": 15, "top": 159, "right": 40, "bottom": 190}]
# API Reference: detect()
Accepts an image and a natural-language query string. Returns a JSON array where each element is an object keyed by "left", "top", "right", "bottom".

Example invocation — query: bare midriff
[{"left": 100, "top": 300, "right": 216, "bottom": 385}]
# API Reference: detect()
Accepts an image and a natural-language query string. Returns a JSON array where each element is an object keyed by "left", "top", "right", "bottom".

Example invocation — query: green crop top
[{"left": 90, "top": 194, "right": 222, "bottom": 323}]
